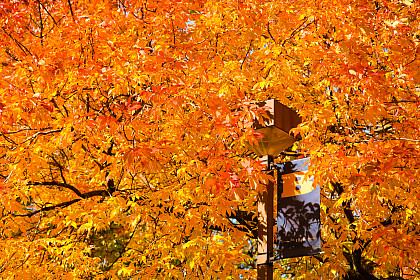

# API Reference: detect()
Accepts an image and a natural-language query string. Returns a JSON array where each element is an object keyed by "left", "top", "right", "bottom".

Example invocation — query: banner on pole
[{"left": 275, "top": 158, "right": 321, "bottom": 259}]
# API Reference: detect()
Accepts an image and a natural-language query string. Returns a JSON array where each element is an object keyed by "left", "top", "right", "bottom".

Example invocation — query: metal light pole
[
  {"left": 256, "top": 155, "right": 274, "bottom": 280},
  {"left": 246, "top": 99, "right": 301, "bottom": 280}
]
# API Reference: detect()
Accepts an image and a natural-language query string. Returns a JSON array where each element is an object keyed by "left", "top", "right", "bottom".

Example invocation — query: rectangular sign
[{"left": 275, "top": 158, "right": 321, "bottom": 259}]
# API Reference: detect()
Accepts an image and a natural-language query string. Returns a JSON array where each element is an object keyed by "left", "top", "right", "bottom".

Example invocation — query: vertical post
[{"left": 257, "top": 156, "right": 274, "bottom": 280}]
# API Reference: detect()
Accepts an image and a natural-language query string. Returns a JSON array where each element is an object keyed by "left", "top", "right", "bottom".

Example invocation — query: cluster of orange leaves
[{"left": 0, "top": 0, "right": 419, "bottom": 279}]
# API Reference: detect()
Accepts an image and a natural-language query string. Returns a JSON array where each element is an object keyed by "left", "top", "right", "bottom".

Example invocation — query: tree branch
[
  {"left": 14, "top": 189, "right": 110, "bottom": 217},
  {"left": 267, "top": 21, "right": 276, "bottom": 43},
  {"left": 14, "top": 198, "right": 81, "bottom": 217},
  {"left": 28, "top": 181, "right": 110, "bottom": 199},
  {"left": 21, "top": 129, "right": 62, "bottom": 144},
  {"left": 240, "top": 40, "right": 253, "bottom": 70},
  {"left": 1, "top": 27, "right": 33, "bottom": 56}
]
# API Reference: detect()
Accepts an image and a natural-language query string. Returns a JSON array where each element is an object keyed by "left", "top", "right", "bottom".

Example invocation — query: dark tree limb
[
  {"left": 14, "top": 188, "right": 110, "bottom": 217},
  {"left": 29, "top": 181, "right": 110, "bottom": 199},
  {"left": 332, "top": 182, "right": 380, "bottom": 280},
  {"left": 14, "top": 198, "right": 81, "bottom": 217},
  {"left": 25, "top": 181, "right": 257, "bottom": 237},
  {"left": 30, "top": 181, "right": 84, "bottom": 198},
  {"left": 1, "top": 27, "right": 33, "bottom": 56},
  {"left": 67, "top": 0, "right": 75, "bottom": 19}
]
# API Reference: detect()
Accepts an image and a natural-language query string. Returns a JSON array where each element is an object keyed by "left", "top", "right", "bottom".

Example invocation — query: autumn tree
[{"left": 1, "top": 0, "right": 419, "bottom": 279}]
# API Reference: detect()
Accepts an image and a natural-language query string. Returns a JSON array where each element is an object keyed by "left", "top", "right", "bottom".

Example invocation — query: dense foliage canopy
[{"left": 1, "top": 0, "right": 419, "bottom": 279}]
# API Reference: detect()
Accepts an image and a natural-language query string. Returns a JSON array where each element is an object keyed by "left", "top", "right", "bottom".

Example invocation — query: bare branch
[
  {"left": 240, "top": 40, "right": 253, "bottom": 70},
  {"left": 1, "top": 27, "right": 33, "bottom": 56},
  {"left": 20, "top": 129, "right": 62, "bottom": 144},
  {"left": 67, "top": 0, "right": 75, "bottom": 20}
]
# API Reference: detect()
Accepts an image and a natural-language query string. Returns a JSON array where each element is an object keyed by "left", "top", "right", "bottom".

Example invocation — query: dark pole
[{"left": 257, "top": 155, "right": 274, "bottom": 280}]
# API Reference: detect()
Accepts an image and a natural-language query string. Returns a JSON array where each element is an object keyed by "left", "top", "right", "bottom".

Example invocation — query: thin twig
[
  {"left": 282, "top": 17, "right": 314, "bottom": 47},
  {"left": 38, "top": 0, "right": 58, "bottom": 25},
  {"left": 267, "top": 21, "right": 276, "bottom": 43},
  {"left": 240, "top": 40, "right": 253, "bottom": 70},
  {"left": 1, "top": 28, "right": 33, "bottom": 56},
  {"left": 104, "top": 220, "right": 142, "bottom": 271},
  {"left": 20, "top": 129, "right": 62, "bottom": 144}
]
